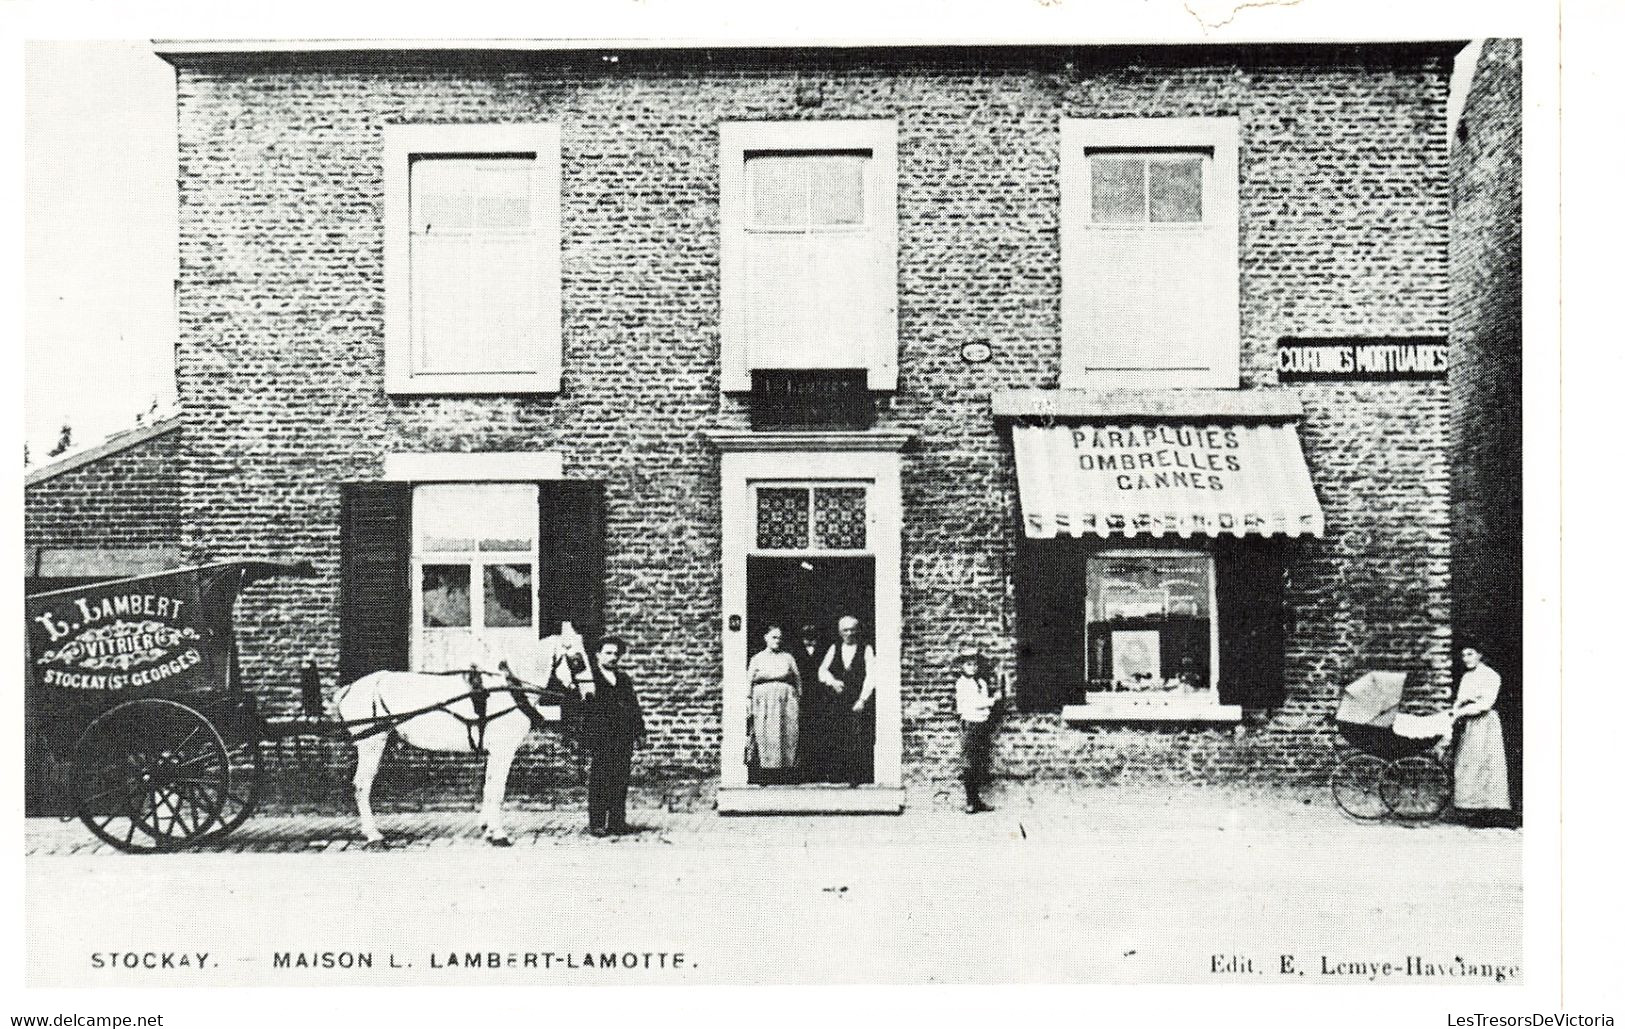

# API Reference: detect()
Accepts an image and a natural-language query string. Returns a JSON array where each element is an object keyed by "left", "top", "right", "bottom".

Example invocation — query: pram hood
[{"left": 1336, "top": 671, "right": 1406, "bottom": 727}]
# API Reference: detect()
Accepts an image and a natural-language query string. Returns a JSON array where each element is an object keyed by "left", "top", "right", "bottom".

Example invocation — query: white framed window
[
  {"left": 720, "top": 121, "right": 898, "bottom": 392},
  {"left": 411, "top": 483, "right": 539, "bottom": 671},
  {"left": 1083, "top": 550, "right": 1218, "bottom": 703},
  {"left": 1061, "top": 117, "right": 1240, "bottom": 389},
  {"left": 384, "top": 124, "right": 561, "bottom": 395}
]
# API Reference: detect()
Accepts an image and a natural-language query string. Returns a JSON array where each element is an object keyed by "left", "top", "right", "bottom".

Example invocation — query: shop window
[
  {"left": 1083, "top": 551, "right": 1217, "bottom": 702},
  {"left": 1060, "top": 117, "right": 1240, "bottom": 389},
  {"left": 384, "top": 124, "right": 561, "bottom": 395},
  {"left": 720, "top": 121, "right": 898, "bottom": 391},
  {"left": 411, "top": 483, "right": 539, "bottom": 671}
]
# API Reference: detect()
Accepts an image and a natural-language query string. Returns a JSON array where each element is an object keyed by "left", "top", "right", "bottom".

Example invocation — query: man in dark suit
[
  {"left": 793, "top": 623, "right": 830, "bottom": 782},
  {"left": 581, "top": 635, "right": 645, "bottom": 836}
]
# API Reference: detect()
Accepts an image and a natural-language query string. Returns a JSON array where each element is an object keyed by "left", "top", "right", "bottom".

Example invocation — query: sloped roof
[{"left": 24, "top": 414, "right": 182, "bottom": 488}]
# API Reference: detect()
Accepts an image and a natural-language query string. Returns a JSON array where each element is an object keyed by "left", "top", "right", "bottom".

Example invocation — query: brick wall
[
  {"left": 24, "top": 424, "right": 184, "bottom": 558},
  {"left": 1449, "top": 38, "right": 1522, "bottom": 806},
  {"left": 170, "top": 44, "right": 1455, "bottom": 803}
]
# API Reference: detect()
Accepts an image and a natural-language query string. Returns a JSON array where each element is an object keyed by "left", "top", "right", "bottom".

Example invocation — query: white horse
[{"left": 333, "top": 623, "right": 595, "bottom": 846}]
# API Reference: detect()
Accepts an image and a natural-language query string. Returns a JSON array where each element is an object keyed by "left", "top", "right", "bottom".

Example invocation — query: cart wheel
[
  {"left": 203, "top": 739, "right": 261, "bottom": 840},
  {"left": 73, "top": 699, "right": 229, "bottom": 853},
  {"left": 1380, "top": 754, "right": 1451, "bottom": 820},
  {"left": 1330, "top": 753, "right": 1389, "bottom": 820}
]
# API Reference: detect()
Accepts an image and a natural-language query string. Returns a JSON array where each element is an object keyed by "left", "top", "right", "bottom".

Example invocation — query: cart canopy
[{"left": 25, "top": 560, "right": 315, "bottom": 700}]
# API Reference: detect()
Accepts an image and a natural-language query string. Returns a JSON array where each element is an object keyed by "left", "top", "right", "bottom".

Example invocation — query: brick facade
[
  {"left": 24, "top": 419, "right": 185, "bottom": 583},
  {"left": 1449, "top": 39, "right": 1522, "bottom": 807},
  {"left": 164, "top": 43, "right": 1457, "bottom": 803}
]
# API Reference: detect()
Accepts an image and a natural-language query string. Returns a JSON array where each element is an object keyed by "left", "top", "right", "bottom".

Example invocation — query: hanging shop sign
[{"left": 1277, "top": 337, "right": 1448, "bottom": 382}]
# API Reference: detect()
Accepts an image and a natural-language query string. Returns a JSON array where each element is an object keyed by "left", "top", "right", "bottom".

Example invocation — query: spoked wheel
[
  {"left": 203, "top": 739, "right": 261, "bottom": 841},
  {"left": 1380, "top": 754, "right": 1452, "bottom": 820},
  {"left": 73, "top": 699, "right": 229, "bottom": 853},
  {"left": 1331, "top": 753, "right": 1389, "bottom": 820}
]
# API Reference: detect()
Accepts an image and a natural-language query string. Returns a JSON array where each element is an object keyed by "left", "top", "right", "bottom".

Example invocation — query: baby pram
[{"left": 1329, "top": 671, "right": 1453, "bottom": 820}]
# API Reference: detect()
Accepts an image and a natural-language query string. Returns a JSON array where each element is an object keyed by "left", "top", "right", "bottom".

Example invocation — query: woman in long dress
[
  {"left": 1451, "top": 644, "right": 1511, "bottom": 826},
  {"left": 747, "top": 626, "right": 802, "bottom": 783}
]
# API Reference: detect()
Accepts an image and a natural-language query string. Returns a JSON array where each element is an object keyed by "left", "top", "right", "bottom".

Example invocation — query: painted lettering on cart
[
  {"left": 1069, "top": 426, "right": 1241, "bottom": 492},
  {"left": 31, "top": 591, "right": 203, "bottom": 691},
  {"left": 32, "top": 592, "right": 186, "bottom": 642}
]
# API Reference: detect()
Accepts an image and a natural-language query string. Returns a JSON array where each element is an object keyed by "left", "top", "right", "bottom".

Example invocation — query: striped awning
[{"left": 1012, "top": 422, "right": 1325, "bottom": 539}]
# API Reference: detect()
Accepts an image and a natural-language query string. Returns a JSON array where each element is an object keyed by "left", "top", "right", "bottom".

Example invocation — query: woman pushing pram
[{"left": 1329, "top": 646, "right": 1512, "bottom": 824}]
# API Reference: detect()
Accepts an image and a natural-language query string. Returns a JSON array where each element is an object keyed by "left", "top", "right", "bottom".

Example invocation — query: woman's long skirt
[
  {"left": 1453, "top": 709, "right": 1511, "bottom": 810},
  {"left": 751, "top": 681, "right": 800, "bottom": 771}
]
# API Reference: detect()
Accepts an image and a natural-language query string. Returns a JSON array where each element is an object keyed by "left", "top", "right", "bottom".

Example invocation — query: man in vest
[{"left": 818, "top": 614, "right": 876, "bottom": 785}]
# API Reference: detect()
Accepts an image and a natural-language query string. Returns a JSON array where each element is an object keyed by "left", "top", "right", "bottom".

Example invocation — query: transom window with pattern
[{"left": 753, "top": 483, "right": 870, "bottom": 553}]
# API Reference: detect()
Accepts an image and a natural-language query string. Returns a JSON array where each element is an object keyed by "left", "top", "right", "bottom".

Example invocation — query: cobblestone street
[{"left": 26, "top": 784, "right": 1522, "bottom": 987}]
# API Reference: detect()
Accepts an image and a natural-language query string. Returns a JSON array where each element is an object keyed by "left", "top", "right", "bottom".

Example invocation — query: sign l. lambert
[{"left": 1277, "top": 337, "right": 1449, "bottom": 382}]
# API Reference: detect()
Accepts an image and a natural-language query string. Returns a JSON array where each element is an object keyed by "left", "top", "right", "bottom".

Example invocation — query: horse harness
[{"left": 409, "top": 659, "right": 580, "bottom": 753}]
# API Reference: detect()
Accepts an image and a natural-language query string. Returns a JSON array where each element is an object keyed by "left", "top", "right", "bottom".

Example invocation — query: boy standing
[{"left": 954, "top": 640, "right": 1000, "bottom": 813}]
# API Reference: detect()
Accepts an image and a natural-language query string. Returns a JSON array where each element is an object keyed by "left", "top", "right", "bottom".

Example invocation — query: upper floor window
[
  {"left": 384, "top": 124, "right": 561, "bottom": 395},
  {"left": 1061, "top": 118, "right": 1240, "bottom": 389},
  {"left": 720, "top": 122, "right": 898, "bottom": 392}
]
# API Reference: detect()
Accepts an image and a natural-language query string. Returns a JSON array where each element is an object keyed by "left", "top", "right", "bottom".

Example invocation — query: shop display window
[{"left": 1084, "top": 551, "right": 1216, "bottom": 699}]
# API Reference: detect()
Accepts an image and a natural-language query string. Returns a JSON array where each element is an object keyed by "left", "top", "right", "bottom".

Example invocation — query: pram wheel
[
  {"left": 1331, "top": 753, "right": 1388, "bottom": 820},
  {"left": 1379, "top": 754, "right": 1450, "bottom": 820}
]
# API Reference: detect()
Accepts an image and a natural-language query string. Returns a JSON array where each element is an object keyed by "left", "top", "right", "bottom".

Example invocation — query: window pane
[
  {"left": 413, "top": 157, "right": 534, "bottom": 233},
  {"left": 479, "top": 537, "right": 531, "bottom": 552},
  {"left": 412, "top": 158, "right": 475, "bottom": 233},
  {"left": 756, "top": 487, "right": 810, "bottom": 550},
  {"left": 747, "top": 155, "right": 807, "bottom": 225},
  {"left": 483, "top": 564, "right": 534, "bottom": 627},
  {"left": 423, "top": 535, "right": 477, "bottom": 552},
  {"left": 422, "top": 565, "right": 472, "bottom": 627},
  {"left": 813, "top": 487, "right": 867, "bottom": 550},
  {"left": 805, "top": 154, "right": 866, "bottom": 225},
  {"left": 415, "top": 485, "right": 538, "bottom": 551},
  {"left": 474, "top": 160, "right": 534, "bottom": 230},
  {"left": 467, "top": 234, "right": 544, "bottom": 373},
  {"left": 1085, "top": 554, "right": 1211, "bottom": 692},
  {"left": 1090, "top": 156, "right": 1145, "bottom": 223},
  {"left": 1149, "top": 158, "right": 1204, "bottom": 223},
  {"left": 411, "top": 233, "right": 474, "bottom": 371},
  {"left": 748, "top": 152, "right": 868, "bottom": 227}
]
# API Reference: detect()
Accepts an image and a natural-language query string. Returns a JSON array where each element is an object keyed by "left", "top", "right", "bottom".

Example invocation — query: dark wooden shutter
[
  {"left": 339, "top": 482, "right": 413, "bottom": 682},
  {"left": 1012, "top": 536, "right": 1088, "bottom": 712},
  {"left": 537, "top": 480, "right": 606, "bottom": 644},
  {"left": 1216, "top": 540, "right": 1287, "bottom": 709}
]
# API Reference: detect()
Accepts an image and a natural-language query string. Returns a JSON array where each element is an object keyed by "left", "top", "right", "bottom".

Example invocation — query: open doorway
[
  {"left": 745, "top": 554, "right": 875, "bottom": 786},
  {"left": 714, "top": 444, "right": 905, "bottom": 813}
]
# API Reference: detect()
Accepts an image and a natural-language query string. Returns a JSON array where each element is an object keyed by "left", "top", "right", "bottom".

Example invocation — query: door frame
[{"left": 706, "top": 430, "right": 912, "bottom": 813}]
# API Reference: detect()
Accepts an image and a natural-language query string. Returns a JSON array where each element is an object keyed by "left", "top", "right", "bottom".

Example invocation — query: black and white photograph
[{"left": 6, "top": 0, "right": 1606, "bottom": 1023}]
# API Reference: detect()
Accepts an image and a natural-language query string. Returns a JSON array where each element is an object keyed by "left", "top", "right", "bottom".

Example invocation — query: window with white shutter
[
  {"left": 1061, "top": 118, "right": 1240, "bottom": 389},
  {"left": 384, "top": 124, "right": 561, "bottom": 394},
  {"left": 721, "top": 122, "right": 898, "bottom": 391}
]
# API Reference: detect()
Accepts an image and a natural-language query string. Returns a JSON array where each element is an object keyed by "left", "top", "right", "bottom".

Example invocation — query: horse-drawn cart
[{"left": 26, "top": 560, "right": 591, "bottom": 853}]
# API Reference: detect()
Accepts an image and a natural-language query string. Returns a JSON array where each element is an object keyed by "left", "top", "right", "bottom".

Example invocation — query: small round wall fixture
[{"left": 960, "top": 341, "right": 993, "bottom": 364}]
